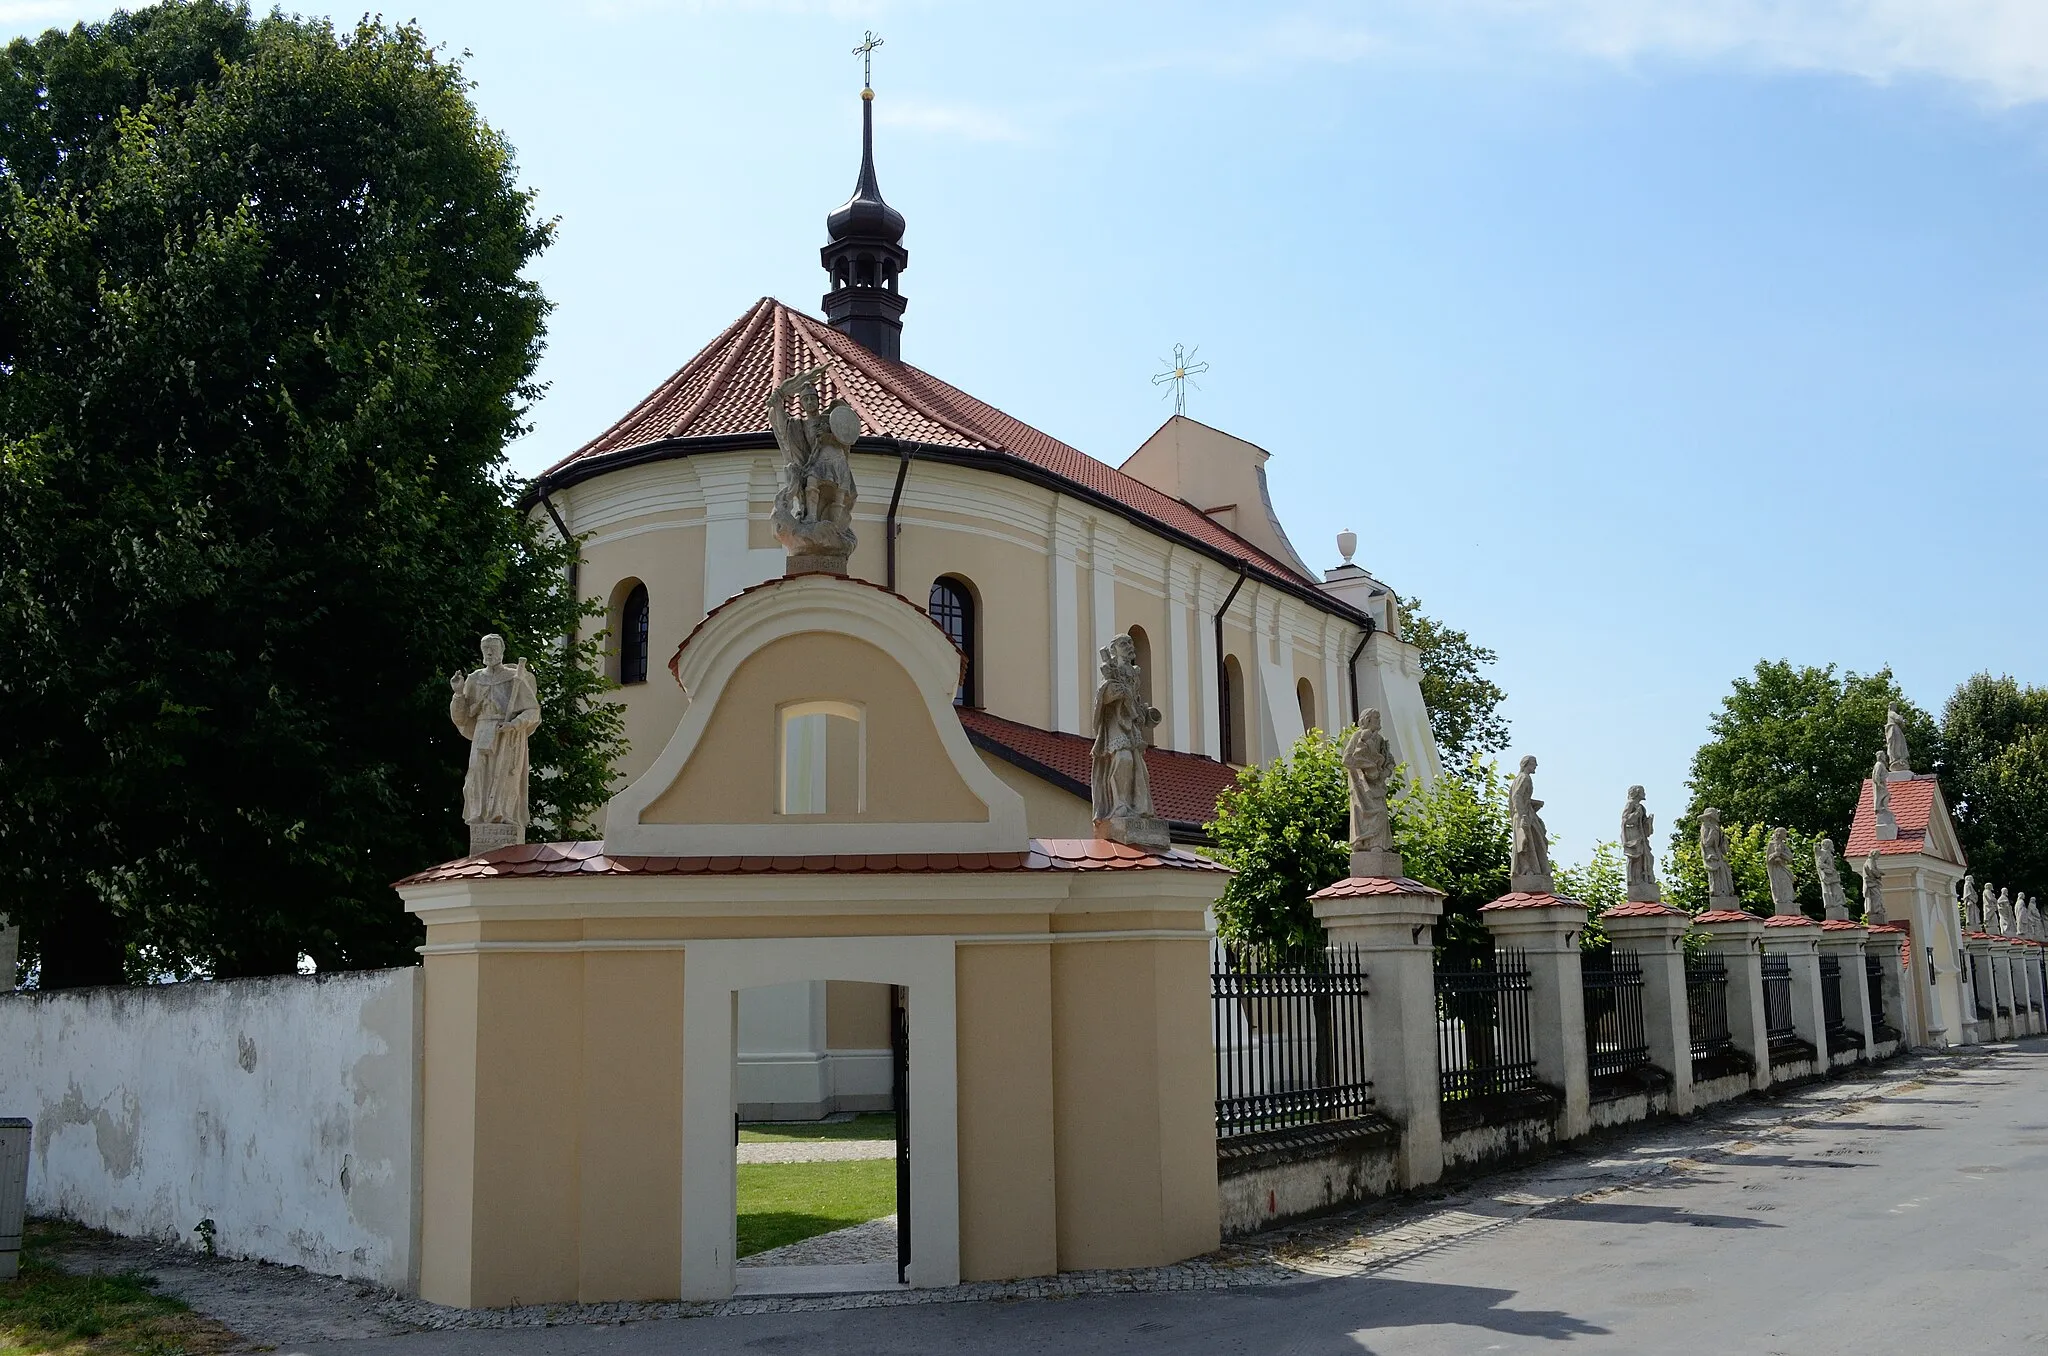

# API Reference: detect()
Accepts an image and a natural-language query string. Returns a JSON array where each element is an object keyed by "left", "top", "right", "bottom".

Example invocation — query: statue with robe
[
  {"left": 1765, "top": 826, "right": 1799, "bottom": 916},
  {"left": 1815, "top": 838, "right": 1849, "bottom": 921},
  {"left": 1859, "top": 853, "right": 1888, "bottom": 924},
  {"left": 1621, "top": 785, "right": 1659, "bottom": 902},
  {"left": 1884, "top": 706, "right": 1912, "bottom": 775},
  {"left": 766, "top": 366, "right": 860, "bottom": 574},
  {"left": 1508, "top": 755, "right": 1554, "bottom": 894},
  {"left": 1871, "top": 748, "right": 1896, "bottom": 838},
  {"left": 1342, "top": 710, "right": 1394, "bottom": 855},
  {"left": 1699, "top": 807, "right": 1738, "bottom": 904},
  {"left": 1996, "top": 887, "right": 2014, "bottom": 936},
  {"left": 1089, "top": 634, "right": 1166, "bottom": 849},
  {"left": 1961, "top": 874, "right": 1980, "bottom": 930},
  {"left": 1981, "top": 880, "right": 1999, "bottom": 935},
  {"left": 449, "top": 633, "right": 541, "bottom": 854}
]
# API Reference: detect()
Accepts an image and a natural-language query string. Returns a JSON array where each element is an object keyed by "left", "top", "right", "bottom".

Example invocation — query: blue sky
[{"left": 8, "top": 0, "right": 2046, "bottom": 860}]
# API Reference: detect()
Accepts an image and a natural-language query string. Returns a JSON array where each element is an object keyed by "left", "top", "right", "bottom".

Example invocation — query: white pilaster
[
  {"left": 1195, "top": 567, "right": 1221, "bottom": 760},
  {"left": 1165, "top": 553, "right": 1193, "bottom": 754},
  {"left": 1050, "top": 506, "right": 1082, "bottom": 734},
  {"left": 697, "top": 456, "right": 784, "bottom": 610}
]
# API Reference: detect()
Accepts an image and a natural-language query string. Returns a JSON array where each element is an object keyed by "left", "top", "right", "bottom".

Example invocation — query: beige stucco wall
[
  {"left": 976, "top": 751, "right": 1094, "bottom": 839},
  {"left": 955, "top": 942, "right": 1059, "bottom": 1281},
  {"left": 643, "top": 631, "right": 986, "bottom": 826}
]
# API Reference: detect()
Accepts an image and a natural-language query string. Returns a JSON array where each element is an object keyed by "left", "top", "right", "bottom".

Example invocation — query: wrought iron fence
[
  {"left": 1866, "top": 951, "right": 1887, "bottom": 1034},
  {"left": 1583, "top": 947, "right": 1652, "bottom": 1081},
  {"left": 1212, "top": 942, "right": 1373, "bottom": 1139},
  {"left": 1819, "top": 954, "right": 1861, "bottom": 1051},
  {"left": 1687, "top": 953, "right": 1735, "bottom": 1067},
  {"left": 1972, "top": 954, "right": 1992, "bottom": 1021},
  {"left": 1761, "top": 953, "right": 1798, "bottom": 1049},
  {"left": 1436, "top": 947, "right": 1539, "bottom": 1104}
]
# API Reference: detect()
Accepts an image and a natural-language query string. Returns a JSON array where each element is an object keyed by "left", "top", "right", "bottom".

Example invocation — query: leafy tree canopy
[
  {"left": 1399, "top": 597, "right": 1509, "bottom": 764},
  {"left": 0, "top": 1, "right": 622, "bottom": 986},
  {"left": 1941, "top": 673, "right": 2048, "bottom": 893},
  {"left": 1209, "top": 730, "right": 1349, "bottom": 952}
]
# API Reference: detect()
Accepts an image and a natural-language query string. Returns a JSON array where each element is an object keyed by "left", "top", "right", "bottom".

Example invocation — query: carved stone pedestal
[
  {"left": 468, "top": 822, "right": 522, "bottom": 857},
  {"left": 1094, "top": 815, "right": 1170, "bottom": 852}
]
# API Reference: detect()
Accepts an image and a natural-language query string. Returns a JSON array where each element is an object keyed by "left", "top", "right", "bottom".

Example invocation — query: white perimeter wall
[{"left": 0, "top": 968, "right": 421, "bottom": 1290}]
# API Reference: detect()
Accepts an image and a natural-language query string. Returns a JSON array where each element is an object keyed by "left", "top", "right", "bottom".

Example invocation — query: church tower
[{"left": 820, "top": 74, "right": 909, "bottom": 360}]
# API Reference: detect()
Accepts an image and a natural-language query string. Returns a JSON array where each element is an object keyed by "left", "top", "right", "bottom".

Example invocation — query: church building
[{"left": 527, "top": 77, "right": 1442, "bottom": 1118}]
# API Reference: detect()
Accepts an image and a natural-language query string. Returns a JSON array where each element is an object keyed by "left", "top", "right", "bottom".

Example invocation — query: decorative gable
[{"left": 1844, "top": 774, "right": 1966, "bottom": 867}]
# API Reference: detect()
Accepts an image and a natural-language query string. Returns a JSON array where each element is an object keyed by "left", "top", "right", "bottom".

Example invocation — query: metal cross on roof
[
  {"left": 1151, "top": 344, "right": 1210, "bottom": 416},
  {"left": 854, "top": 30, "right": 884, "bottom": 90}
]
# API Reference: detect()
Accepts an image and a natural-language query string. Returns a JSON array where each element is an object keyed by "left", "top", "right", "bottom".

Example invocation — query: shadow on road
[{"left": 1537, "top": 1200, "right": 1777, "bottom": 1229}]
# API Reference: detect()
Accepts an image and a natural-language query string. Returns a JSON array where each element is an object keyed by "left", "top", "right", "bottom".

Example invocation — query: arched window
[
  {"left": 780, "top": 701, "right": 865, "bottom": 815},
  {"left": 928, "top": 576, "right": 976, "bottom": 706},
  {"left": 1296, "top": 677, "right": 1316, "bottom": 734},
  {"left": 1223, "top": 654, "right": 1248, "bottom": 766},
  {"left": 1127, "top": 625, "right": 1155, "bottom": 745},
  {"left": 613, "top": 579, "right": 650, "bottom": 686}
]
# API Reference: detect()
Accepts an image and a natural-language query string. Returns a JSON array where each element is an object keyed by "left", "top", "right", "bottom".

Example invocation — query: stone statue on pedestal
[
  {"left": 1961, "top": 874, "right": 1980, "bottom": 930},
  {"left": 1621, "top": 785, "right": 1660, "bottom": 902},
  {"left": 1090, "top": 634, "right": 1167, "bottom": 850},
  {"left": 1871, "top": 749, "right": 1897, "bottom": 839},
  {"left": 1765, "top": 826, "right": 1799, "bottom": 916},
  {"left": 1342, "top": 709, "right": 1401, "bottom": 878},
  {"left": 1816, "top": 838, "right": 1850, "bottom": 921},
  {"left": 1884, "top": 706, "right": 1913, "bottom": 775},
  {"left": 1859, "top": 852, "right": 1888, "bottom": 924},
  {"left": 1699, "top": 807, "right": 1739, "bottom": 905},
  {"left": 766, "top": 366, "right": 860, "bottom": 574},
  {"left": 1996, "top": 887, "right": 2015, "bottom": 936},
  {"left": 1508, "top": 755, "right": 1554, "bottom": 895},
  {"left": 1981, "top": 880, "right": 1999, "bottom": 935},
  {"left": 449, "top": 633, "right": 541, "bottom": 856}
]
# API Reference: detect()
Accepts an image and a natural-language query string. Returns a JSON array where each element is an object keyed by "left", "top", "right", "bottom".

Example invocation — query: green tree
[
  {"left": 1941, "top": 673, "right": 2048, "bottom": 893},
  {"left": 1392, "top": 757, "right": 1512, "bottom": 957},
  {"left": 0, "top": 2, "right": 622, "bottom": 986},
  {"left": 1399, "top": 597, "right": 1509, "bottom": 763},
  {"left": 1662, "top": 822, "right": 1839, "bottom": 918},
  {"left": 1556, "top": 841, "right": 1624, "bottom": 947},
  {"left": 1208, "top": 730, "right": 1350, "bottom": 951}
]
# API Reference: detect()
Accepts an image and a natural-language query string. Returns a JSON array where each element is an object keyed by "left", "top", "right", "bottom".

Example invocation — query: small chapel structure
[{"left": 522, "top": 73, "right": 1442, "bottom": 1120}]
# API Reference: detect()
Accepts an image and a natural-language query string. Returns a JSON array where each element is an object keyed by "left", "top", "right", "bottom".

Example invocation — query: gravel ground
[
  {"left": 737, "top": 1139, "right": 895, "bottom": 1164},
  {"left": 743, "top": 1215, "right": 899, "bottom": 1266},
  {"left": 42, "top": 1048, "right": 2002, "bottom": 1350}
]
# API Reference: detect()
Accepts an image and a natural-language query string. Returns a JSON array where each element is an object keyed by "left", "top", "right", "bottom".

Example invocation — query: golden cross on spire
[
  {"left": 1151, "top": 344, "right": 1210, "bottom": 417},
  {"left": 854, "top": 30, "right": 884, "bottom": 90}
]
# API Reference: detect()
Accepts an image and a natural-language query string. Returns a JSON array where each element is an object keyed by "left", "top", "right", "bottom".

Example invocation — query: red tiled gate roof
[{"left": 957, "top": 707, "right": 1241, "bottom": 833}]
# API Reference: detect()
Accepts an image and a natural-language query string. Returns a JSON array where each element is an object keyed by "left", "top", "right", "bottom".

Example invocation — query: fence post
[
  {"left": 1479, "top": 894, "right": 1590, "bottom": 1140},
  {"left": 1310, "top": 874, "right": 1446, "bottom": 1191},
  {"left": 1961, "top": 933, "right": 1993, "bottom": 1044},
  {"left": 1993, "top": 941, "right": 2018, "bottom": 1040},
  {"left": 1694, "top": 910, "right": 1769, "bottom": 1091},
  {"left": 1868, "top": 923, "right": 1910, "bottom": 1048},
  {"left": 1602, "top": 904, "right": 1695, "bottom": 1115},
  {"left": 1762, "top": 916, "right": 1827, "bottom": 1071},
  {"left": 1818, "top": 922, "right": 1872, "bottom": 1064}
]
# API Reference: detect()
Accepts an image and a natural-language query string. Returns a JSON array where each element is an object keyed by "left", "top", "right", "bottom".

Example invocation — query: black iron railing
[
  {"left": 1687, "top": 953, "right": 1735, "bottom": 1068},
  {"left": 1583, "top": 947, "right": 1652, "bottom": 1081},
  {"left": 1866, "top": 952, "right": 1887, "bottom": 1033},
  {"left": 1820, "top": 954, "right": 1862, "bottom": 1052},
  {"left": 1761, "top": 953, "right": 1798, "bottom": 1049},
  {"left": 1972, "top": 954, "right": 1992, "bottom": 1021},
  {"left": 1436, "top": 947, "right": 1539, "bottom": 1104},
  {"left": 1212, "top": 943, "right": 1373, "bottom": 1139}
]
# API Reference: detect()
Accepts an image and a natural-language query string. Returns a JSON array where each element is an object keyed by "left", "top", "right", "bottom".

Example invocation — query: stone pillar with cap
[
  {"left": 1762, "top": 913, "right": 1827, "bottom": 1074},
  {"left": 1817, "top": 918, "right": 1873, "bottom": 1064},
  {"left": 1310, "top": 845, "right": 1446, "bottom": 1189},
  {"left": 1693, "top": 908, "right": 1770, "bottom": 1091},
  {"left": 1602, "top": 901, "right": 1696, "bottom": 1115},
  {"left": 1479, "top": 888, "right": 1592, "bottom": 1141}
]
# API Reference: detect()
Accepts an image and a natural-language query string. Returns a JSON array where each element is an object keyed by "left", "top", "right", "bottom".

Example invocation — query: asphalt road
[{"left": 288, "top": 1043, "right": 2048, "bottom": 1355}]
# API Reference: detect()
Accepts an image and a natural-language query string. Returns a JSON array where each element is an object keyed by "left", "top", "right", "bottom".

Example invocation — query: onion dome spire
[{"left": 821, "top": 37, "right": 908, "bottom": 360}]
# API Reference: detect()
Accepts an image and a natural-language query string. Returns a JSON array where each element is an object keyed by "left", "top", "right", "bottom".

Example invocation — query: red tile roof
[
  {"left": 1819, "top": 918, "right": 1867, "bottom": 932},
  {"left": 958, "top": 706, "right": 1242, "bottom": 831},
  {"left": 1763, "top": 913, "right": 1817, "bottom": 928},
  {"left": 1603, "top": 901, "right": 1689, "bottom": 919},
  {"left": 542, "top": 297, "right": 1315, "bottom": 591},
  {"left": 1844, "top": 775, "right": 1950, "bottom": 859},
  {"left": 1867, "top": 920, "right": 1909, "bottom": 935},
  {"left": 394, "top": 836, "right": 1226, "bottom": 887},
  {"left": 1311, "top": 875, "right": 1443, "bottom": 899},
  {"left": 1480, "top": 890, "right": 1586, "bottom": 911},
  {"left": 1693, "top": 909, "right": 1759, "bottom": 925}
]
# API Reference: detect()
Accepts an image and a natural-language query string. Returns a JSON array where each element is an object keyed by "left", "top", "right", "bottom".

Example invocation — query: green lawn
[
  {"left": 0, "top": 1220, "right": 238, "bottom": 1355},
  {"left": 737, "top": 1113, "right": 897, "bottom": 1144},
  {"left": 735, "top": 1160, "right": 897, "bottom": 1258}
]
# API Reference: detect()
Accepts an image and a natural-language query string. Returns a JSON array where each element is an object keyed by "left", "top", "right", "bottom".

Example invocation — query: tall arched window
[
  {"left": 1297, "top": 677, "right": 1316, "bottom": 734},
  {"left": 613, "top": 579, "right": 650, "bottom": 686},
  {"left": 1223, "top": 654, "right": 1248, "bottom": 766},
  {"left": 928, "top": 576, "right": 976, "bottom": 706},
  {"left": 1127, "top": 625, "right": 1155, "bottom": 745}
]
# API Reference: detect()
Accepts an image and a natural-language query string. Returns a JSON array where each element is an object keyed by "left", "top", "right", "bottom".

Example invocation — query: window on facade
[
  {"left": 614, "top": 580, "right": 650, "bottom": 686},
  {"left": 928, "top": 577, "right": 977, "bottom": 706},
  {"left": 780, "top": 701, "right": 865, "bottom": 815},
  {"left": 1223, "top": 655, "right": 1248, "bottom": 766},
  {"left": 1297, "top": 678, "right": 1316, "bottom": 735},
  {"left": 1127, "top": 625, "right": 1155, "bottom": 745}
]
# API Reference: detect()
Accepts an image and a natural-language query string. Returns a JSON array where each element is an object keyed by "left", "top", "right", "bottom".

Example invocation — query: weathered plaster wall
[
  {"left": 1216, "top": 1124, "right": 1401, "bottom": 1239},
  {"left": 0, "top": 969, "right": 422, "bottom": 1290}
]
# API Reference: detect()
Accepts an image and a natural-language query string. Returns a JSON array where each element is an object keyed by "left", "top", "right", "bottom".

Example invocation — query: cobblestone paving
[
  {"left": 736, "top": 1140, "right": 895, "bottom": 1164},
  {"left": 48, "top": 1049, "right": 2006, "bottom": 1347},
  {"left": 743, "top": 1215, "right": 898, "bottom": 1266}
]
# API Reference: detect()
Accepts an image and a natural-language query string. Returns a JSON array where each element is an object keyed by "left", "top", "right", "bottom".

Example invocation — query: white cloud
[{"left": 1442, "top": 0, "right": 2048, "bottom": 106}]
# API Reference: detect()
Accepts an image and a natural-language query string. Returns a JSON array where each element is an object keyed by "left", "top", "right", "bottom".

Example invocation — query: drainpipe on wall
[
  {"left": 1213, "top": 561, "right": 1250, "bottom": 762},
  {"left": 534, "top": 480, "right": 578, "bottom": 598},
  {"left": 884, "top": 444, "right": 915, "bottom": 593},
  {"left": 1347, "top": 617, "right": 1377, "bottom": 726}
]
